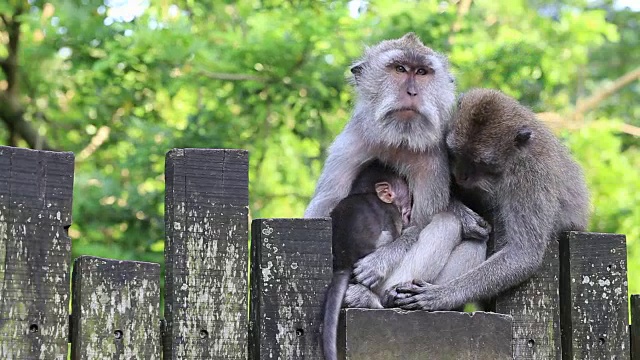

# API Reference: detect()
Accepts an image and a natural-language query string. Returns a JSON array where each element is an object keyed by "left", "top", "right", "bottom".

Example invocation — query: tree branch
[
  {"left": 197, "top": 70, "right": 266, "bottom": 82},
  {"left": 0, "top": 9, "right": 53, "bottom": 150},
  {"left": 573, "top": 66, "right": 640, "bottom": 120},
  {"left": 537, "top": 111, "right": 640, "bottom": 137}
]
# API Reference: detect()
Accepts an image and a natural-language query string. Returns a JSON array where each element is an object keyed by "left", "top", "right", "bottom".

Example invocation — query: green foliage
[{"left": 1, "top": 0, "right": 639, "bottom": 294}]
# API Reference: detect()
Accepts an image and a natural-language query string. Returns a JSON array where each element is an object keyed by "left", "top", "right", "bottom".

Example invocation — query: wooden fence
[{"left": 0, "top": 145, "right": 637, "bottom": 359}]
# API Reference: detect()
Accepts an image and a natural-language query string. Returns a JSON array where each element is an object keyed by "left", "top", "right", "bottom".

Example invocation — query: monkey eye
[
  {"left": 416, "top": 68, "right": 428, "bottom": 75},
  {"left": 395, "top": 65, "right": 407, "bottom": 73}
]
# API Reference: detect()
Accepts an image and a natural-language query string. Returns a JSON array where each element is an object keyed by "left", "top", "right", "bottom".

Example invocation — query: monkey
[
  {"left": 304, "top": 33, "right": 490, "bottom": 308},
  {"left": 387, "top": 88, "right": 590, "bottom": 311},
  {"left": 322, "top": 160, "right": 412, "bottom": 360}
]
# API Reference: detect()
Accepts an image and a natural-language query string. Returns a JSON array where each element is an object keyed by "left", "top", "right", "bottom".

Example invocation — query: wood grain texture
[
  {"left": 71, "top": 256, "right": 161, "bottom": 359},
  {"left": 338, "top": 309, "right": 513, "bottom": 360},
  {"left": 249, "top": 218, "right": 332, "bottom": 360},
  {"left": 493, "top": 239, "right": 561, "bottom": 359},
  {"left": 163, "top": 148, "right": 249, "bottom": 359},
  {"left": 560, "top": 231, "right": 629, "bottom": 359},
  {"left": 0, "top": 146, "right": 74, "bottom": 359}
]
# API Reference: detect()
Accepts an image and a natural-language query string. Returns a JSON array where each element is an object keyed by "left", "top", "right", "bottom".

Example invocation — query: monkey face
[
  {"left": 349, "top": 33, "right": 456, "bottom": 152},
  {"left": 448, "top": 88, "right": 539, "bottom": 192},
  {"left": 449, "top": 154, "right": 500, "bottom": 192}
]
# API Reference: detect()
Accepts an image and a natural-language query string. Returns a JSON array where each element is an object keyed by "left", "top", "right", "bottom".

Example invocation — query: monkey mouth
[{"left": 387, "top": 107, "right": 421, "bottom": 119}]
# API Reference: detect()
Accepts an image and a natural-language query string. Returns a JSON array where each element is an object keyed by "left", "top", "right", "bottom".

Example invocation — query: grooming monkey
[
  {"left": 305, "top": 33, "right": 490, "bottom": 308},
  {"left": 388, "top": 88, "right": 590, "bottom": 310},
  {"left": 323, "top": 160, "right": 412, "bottom": 360}
]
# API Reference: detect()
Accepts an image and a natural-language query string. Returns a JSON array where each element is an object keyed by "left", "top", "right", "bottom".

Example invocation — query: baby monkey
[{"left": 323, "top": 160, "right": 411, "bottom": 360}]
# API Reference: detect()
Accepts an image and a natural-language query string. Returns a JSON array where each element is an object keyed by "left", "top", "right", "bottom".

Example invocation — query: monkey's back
[{"left": 330, "top": 193, "right": 403, "bottom": 272}]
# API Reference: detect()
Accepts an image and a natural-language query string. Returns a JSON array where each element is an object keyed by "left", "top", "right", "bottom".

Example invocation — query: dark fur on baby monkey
[{"left": 322, "top": 160, "right": 411, "bottom": 360}]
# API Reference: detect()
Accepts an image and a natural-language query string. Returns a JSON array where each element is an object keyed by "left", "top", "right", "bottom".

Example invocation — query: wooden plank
[
  {"left": 560, "top": 231, "right": 630, "bottom": 359},
  {"left": 0, "top": 146, "right": 74, "bottom": 359},
  {"left": 493, "top": 238, "right": 561, "bottom": 359},
  {"left": 632, "top": 295, "right": 640, "bottom": 359},
  {"left": 338, "top": 309, "right": 512, "bottom": 359},
  {"left": 70, "top": 256, "right": 161, "bottom": 359},
  {"left": 163, "top": 148, "right": 249, "bottom": 359},
  {"left": 249, "top": 218, "right": 332, "bottom": 359}
]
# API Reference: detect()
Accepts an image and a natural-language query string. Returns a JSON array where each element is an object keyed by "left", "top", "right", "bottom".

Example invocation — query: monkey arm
[
  {"left": 407, "top": 150, "right": 451, "bottom": 228},
  {"left": 393, "top": 186, "right": 558, "bottom": 310},
  {"left": 304, "top": 129, "right": 372, "bottom": 218},
  {"left": 382, "top": 212, "right": 463, "bottom": 287},
  {"left": 352, "top": 225, "right": 422, "bottom": 288}
]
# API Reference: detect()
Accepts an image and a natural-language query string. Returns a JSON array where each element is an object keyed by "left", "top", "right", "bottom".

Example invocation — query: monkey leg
[
  {"left": 433, "top": 240, "right": 487, "bottom": 284},
  {"left": 343, "top": 284, "right": 383, "bottom": 309},
  {"left": 392, "top": 240, "right": 548, "bottom": 311},
  {"left": 381, "top": 212, "right": 462, "bottom": 290}
]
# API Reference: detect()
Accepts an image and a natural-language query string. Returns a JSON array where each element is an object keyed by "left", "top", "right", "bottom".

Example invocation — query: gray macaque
[
  {"left": 304, "top": 33, "right": 489, "bottom": 308},
  {"left": 388, "top": 88, "right": 590, "bottom": 310},
  {"left": 323, "top": 160, "right": 411, "bottom": 360}
]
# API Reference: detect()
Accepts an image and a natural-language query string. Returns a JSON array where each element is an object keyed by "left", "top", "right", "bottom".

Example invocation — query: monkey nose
[{"left": 407, "top": 90, "right": 418, "bottom": 97}]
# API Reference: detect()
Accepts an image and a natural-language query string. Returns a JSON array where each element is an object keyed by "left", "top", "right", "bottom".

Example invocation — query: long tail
[{"left": 322, "top": 271, "right": 350, "bottom": 360}]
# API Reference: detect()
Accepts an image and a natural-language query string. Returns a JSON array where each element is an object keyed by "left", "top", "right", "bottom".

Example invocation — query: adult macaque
[
  {"left": 323, "top": 160, "right": 411, "bottom": 360},
  {"left": 304, "top": 33, "right": 489, "bottom": 308},
  {"left": 389, "top": 88, "right": 590, "bottom": 310}
]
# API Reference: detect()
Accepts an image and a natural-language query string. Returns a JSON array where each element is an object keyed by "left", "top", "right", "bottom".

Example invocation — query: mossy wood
[
  {"left": 250, "top": 218, "right": 332, "bottom": 359},
  {"left": 560, "top": 232, "right": 629, "bottom": 359},
  {"left": 71, "top": 256, "right": 161, "bottom": 359},
  {"left": 163, "top": 148, "right": 249, "bottom": 359},
  {"left": 493, "top": 239, "right": 561, "bottom": 359},
  {"left": 338, "top": 309, "right": 513, "bottom": 359},
  {"left": 0, "top": 146, "right": 73, "bottom": 359}
]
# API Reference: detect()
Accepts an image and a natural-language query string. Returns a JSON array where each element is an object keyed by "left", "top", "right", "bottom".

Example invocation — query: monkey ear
[
  {"left": 515, "top": 127, "right": 532, "bottom": 147},
  {"left": 375, "top": 182, "right": 394, "bottom": 204},
  {"left": 350, "top": 63, "right": 364, "bottom": 78}
]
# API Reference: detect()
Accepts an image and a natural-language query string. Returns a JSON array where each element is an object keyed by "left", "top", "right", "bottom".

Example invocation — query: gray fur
[
  {"left": 390, "top": 88, "right": 591, "bottom": 311},
  {"left": 304, "top": 33, "right": 455, "bottom": 227},
  {"left": 306, "top": 34, "right": 490, "bottom": 319}
]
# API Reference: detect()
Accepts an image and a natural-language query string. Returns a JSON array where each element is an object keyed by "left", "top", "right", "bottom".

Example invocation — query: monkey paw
[
  {"left": 459, "top": 208, "right": 491, "bottom": 241},
  {"left": 352, "top": 252, "right": 389, "bottom": 289},
  {"left": 381, "top": 286, "right": 401, "bottom": 308},
  {"left": 392, "top": 280, "right": 458, "bottom": 311},
  {"left": 344, "top": 284, "right": 384, "bottom": 309}
]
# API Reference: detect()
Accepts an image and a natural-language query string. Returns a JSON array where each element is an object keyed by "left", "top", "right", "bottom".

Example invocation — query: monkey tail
[{"left": 322, "top": 271, "right": 350, "bottom": 360}]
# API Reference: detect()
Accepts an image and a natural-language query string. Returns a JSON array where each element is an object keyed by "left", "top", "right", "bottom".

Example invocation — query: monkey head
[
  {"left": 349, "top": 33, "right": 456, "bottom": 152},
  {"left": 375, "top": 179, "right": 412, "bottom": 226},
  {"left": 446, "top": 88, "right": 536, "bottom": 193}
]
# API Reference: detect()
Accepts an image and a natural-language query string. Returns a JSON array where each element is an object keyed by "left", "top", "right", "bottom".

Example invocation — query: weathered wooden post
[
  {"left": 249, "top": 218, "right": 332, "bottom": 359},
  {"left": 70, "top": 256, "right": 161, "bottom": 359},
  {"left": 163, "top": 148, "right": 249, "bottom": 359},
  {"left": 0, "top": 146, "right": 74, "bottom": 359},
  {"left": 493, "top": 240, "right": 562, "bottom": 358},
  {"left": 632, "top": 295, "right": 640, "bottom": 359},
  {"left": 560, "top": 232, "right": 629, "bottom": 359},
  {"left": 338, "top": 309, "right": 513, "bottom": 359}
]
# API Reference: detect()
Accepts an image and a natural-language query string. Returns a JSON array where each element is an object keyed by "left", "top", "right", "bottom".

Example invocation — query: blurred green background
[{"left": 1, "top": 0, "right": 638, "bottom": 295}]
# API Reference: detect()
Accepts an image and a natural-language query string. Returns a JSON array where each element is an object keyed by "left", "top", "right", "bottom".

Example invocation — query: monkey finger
[
  {"left": 393, "top": 292, "right": 413, "bottom": 300},
  {"left": 395, "top": 285, "right": 420, "bottom": 293},
  {"left": 411, "top": 279, "right": 429, "bottom": 286}
]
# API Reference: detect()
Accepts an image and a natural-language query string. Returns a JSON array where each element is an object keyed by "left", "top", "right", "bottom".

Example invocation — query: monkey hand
[
  {"left": 352, "top": 251, "right": 391, "bottom": 289},
  {"left": 454, "top": 203, "right": 491, "bottom": 241},
  {"left": 392, "top": 280, "right": 459, "bottom": 311}
]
